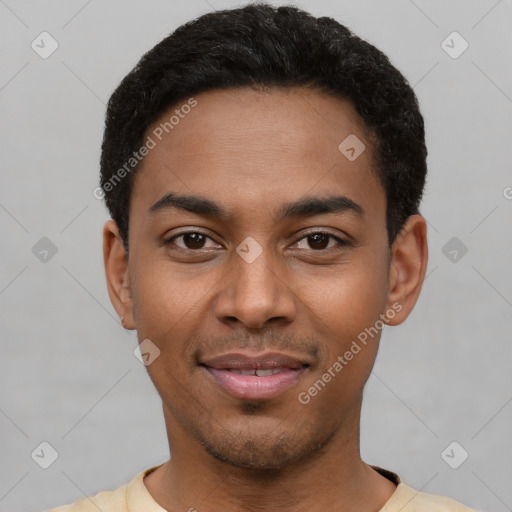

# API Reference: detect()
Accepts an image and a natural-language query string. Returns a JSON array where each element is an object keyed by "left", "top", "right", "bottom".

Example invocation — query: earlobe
[
  {"left": 103, "top": 220, "right": 134, "bottom": 329},
  {"left": 385, "top": 215, "right": 428, "bottom": 326}
]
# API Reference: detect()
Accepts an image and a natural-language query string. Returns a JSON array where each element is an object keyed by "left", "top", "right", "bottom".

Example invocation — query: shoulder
[
  {"left": 47, "top": 482, "right": 128, "bottom": 512},
  {"left": 382, "top": 482, "right": 479, "bottom": 512},
  {"left": 371, "top": 467, "right": 479, "bottom": 512},
  {"left": 47, "top": 464, "right": 165, "bottom": 512}
]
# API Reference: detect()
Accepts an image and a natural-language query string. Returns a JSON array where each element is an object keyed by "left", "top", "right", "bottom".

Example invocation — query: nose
[{"left": 213, "top": 244, "right": 297, "bottom": 330}]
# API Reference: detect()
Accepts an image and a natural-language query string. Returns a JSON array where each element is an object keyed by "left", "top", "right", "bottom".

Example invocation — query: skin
[{"left": 103, "top": 86, "right": 428, "bottom": 512}]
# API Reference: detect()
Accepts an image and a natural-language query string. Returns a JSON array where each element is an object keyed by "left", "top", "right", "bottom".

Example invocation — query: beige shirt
[{"left": 48, "top": 465, "right": 477, "bottom": 512}]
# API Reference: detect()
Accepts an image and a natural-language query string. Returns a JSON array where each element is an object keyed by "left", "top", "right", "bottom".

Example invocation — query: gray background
[{"left": 1, "top": 0, "right": 511, "bottom": 511}]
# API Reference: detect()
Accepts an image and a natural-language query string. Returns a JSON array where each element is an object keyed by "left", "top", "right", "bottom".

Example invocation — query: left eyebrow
[
  {"left": 148, "top": 192, "right": 364, "bottom": 222},
  {"left": 276, "top": 195, "right": 364, "bottom": 221}
]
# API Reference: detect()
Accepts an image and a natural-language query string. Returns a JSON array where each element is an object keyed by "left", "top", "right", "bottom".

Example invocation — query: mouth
[{"left": 199, "top": 352, "right": 310, "bottom": 400}]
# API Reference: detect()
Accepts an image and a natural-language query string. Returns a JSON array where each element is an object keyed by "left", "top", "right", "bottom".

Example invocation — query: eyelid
[
  {"left": 292, "top": 229, "right": 350, "bottom": 249},
  {"left": 165, "top": 228, "right": 220, "bottom": 248},
  {"left": 295, "top": 227, "right": 350, "bottom": 242}
]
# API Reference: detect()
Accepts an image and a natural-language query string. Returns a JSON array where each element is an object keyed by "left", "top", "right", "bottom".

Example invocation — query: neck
[{"left": 144, "top": 402, "right": 396, "bottom": 512}]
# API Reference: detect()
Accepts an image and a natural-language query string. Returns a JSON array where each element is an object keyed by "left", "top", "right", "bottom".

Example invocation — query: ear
[
  {"left": 103, "top": 220, "right": 134, "bottom": 329},
  {"left": 384, "top": 214, "right": 428, "bottom": 326}
]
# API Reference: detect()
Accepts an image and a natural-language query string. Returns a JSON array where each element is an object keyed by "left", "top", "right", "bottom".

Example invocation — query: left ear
[{"left": 384, "top": 214, "right": 428, "bottom": 326}]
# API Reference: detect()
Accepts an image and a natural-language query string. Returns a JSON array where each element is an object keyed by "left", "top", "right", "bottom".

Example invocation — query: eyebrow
[{"left": 148, "top": 192, "right": 364, "bottom": 222}]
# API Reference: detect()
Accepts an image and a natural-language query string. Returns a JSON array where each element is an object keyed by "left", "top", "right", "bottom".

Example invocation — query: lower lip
[{"left": 203, "top": 366, "right": 307, "bottom": 400}]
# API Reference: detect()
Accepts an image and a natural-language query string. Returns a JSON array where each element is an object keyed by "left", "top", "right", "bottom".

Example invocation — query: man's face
[{"left": 123, "top": 87, "right": 393, "bottom": 469}]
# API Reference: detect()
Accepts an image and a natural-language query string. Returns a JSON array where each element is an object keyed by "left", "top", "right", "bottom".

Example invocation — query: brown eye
[
  {"left": 181, "top": 233, "right": 207, "bottom": 249},
  {"left": 165, "top": 231, "right": 219, "bottom": 251},
  {"left": 295, "top": 232, "right": 347, "bottom": 251},
  {"left": 306, "top": 233, "right": 330, "bottom": 250}
]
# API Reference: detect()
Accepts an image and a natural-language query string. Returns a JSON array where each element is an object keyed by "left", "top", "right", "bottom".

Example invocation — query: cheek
[
  {"left": 302, "top": 258, "right": 389, "bottom": 335},
  {"left": 299, "top": 271, "right": 386, "bottom": 411},
  {"left": 129, "top": 259, "right": 227, "bottom": 392},
  {"left": 130, "top": 257, "right": 217, "bottom": 334},
  {"left": 129, "top": 262, "right": 206, "bottom": 401},
  {"left": 297, "top": 259, "right": 389, "bottom": 397}
]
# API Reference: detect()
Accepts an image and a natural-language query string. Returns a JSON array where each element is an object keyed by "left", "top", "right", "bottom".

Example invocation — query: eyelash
[{"left": 164, "top": 229, "right": 350, "bottom": 253}]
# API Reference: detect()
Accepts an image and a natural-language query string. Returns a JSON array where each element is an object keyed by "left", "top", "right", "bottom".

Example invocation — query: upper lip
[{"left": 200, "top": 352, "right": 310, "bottom": 370}]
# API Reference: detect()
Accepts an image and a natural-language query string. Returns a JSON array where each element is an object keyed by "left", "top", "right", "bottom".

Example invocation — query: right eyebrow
[{"left": 148, "top": 192, "right": 229, "bottom": 220}]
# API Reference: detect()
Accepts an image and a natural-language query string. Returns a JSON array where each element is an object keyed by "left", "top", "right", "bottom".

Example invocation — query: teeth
[
  {"left": 229, "top": 369, "right": 256, "bottom": 375},
  {"left": 226, "top": 368, "right": 285, "bottom": 376},
  {"left": 256, "top": 368, "right": 283, "bottom": 376}
]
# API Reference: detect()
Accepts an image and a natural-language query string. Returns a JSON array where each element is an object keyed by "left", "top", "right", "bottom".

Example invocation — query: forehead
[{"left": 130, "top": 86, "right": 384, "bottom": 225}]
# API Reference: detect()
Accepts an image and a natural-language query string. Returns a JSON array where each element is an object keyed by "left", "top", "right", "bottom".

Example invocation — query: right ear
[{"left": 103, "top": 220, "right": 134, "bottom": 329}]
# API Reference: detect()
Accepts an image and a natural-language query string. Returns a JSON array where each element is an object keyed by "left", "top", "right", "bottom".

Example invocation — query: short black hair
[{"left": 99, "top": 2, "right": 427, "bottom": 251}]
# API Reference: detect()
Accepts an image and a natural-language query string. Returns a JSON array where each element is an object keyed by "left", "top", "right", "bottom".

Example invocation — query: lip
[
  {"left": 201, "top": 351, "right": 308, "bottom": 370},
  {"left": 200, "top": 351, "right": 310, "bottom": 400}
]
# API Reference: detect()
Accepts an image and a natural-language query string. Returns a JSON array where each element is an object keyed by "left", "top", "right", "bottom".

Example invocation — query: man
[{"left": 50, "top": 3, "right": 477, "bottom": 511}]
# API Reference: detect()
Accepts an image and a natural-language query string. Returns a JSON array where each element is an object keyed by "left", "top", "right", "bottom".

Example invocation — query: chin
[{"left": 197, "top": 421, "right": 336, "bottom": 471}]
